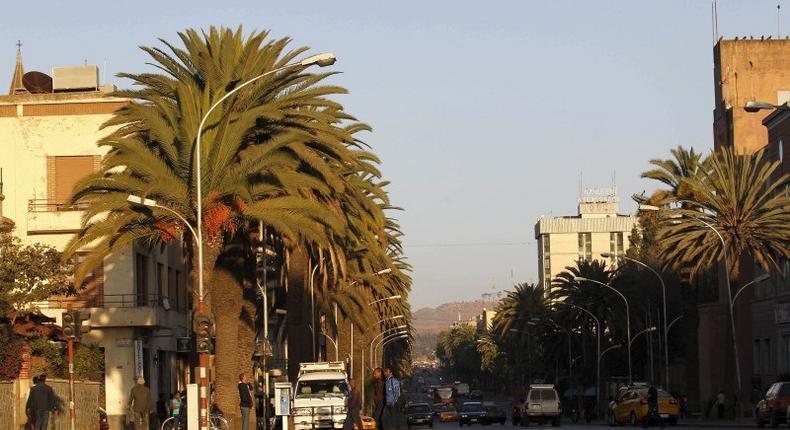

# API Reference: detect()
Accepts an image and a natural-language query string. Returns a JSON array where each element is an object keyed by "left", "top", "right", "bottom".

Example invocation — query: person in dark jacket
[
  {"left": 643, "top": 384, "right": 664, "bottom": 428},
  {"left": 26, "top": 374, "right": 57, "bottom": 430},
  {"left": 373, "top": 368, "right": 385, "bottom": 430},
  {"left": 343, "top": 378, "right": 363, "bottom": 430},
  {"left": 128, "top": 377, "right": 153, "bottom": 430},
  {"left": 239, "top": 373, "right": 254, "bottom": 430}
]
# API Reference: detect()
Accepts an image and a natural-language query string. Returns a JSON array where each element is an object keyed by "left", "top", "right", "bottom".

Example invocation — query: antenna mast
[{"left": 779, "top": 2, "right": 782, "bottom": 38}]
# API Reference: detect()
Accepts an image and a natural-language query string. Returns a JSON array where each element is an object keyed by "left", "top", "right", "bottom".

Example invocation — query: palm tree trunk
[
  {"left": 287, "top": 247, "right": 311, "bottom": 382},
  {"left": 212, "top": 269, "right": 243, "bottom": 424},
  {"left": 238, "top": 293, "right": 257, "bottom": 430}
]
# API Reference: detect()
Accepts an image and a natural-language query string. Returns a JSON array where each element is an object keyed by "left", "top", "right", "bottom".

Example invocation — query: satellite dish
[{"left": 23, "top": 71, "right": 53, "bottom": 94}]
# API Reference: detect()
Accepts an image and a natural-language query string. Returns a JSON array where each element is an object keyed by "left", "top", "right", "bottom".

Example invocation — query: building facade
[
  {"left": 0, "top": 49, "right": 191, "bottom": 427},
  {"left": 534, "top": 189, "right": 637, "bottom": 296},
  {"left": 706, "top": 38, "right": 790, "bottom": 407}
]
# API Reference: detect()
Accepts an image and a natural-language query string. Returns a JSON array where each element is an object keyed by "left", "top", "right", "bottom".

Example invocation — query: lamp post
[
  {"left": 556, "top": 302, "right": 600, "bottom": 415},
  {"left": 575, "top": 275, "right": 632, "bottom": 384},
  {"left": 361, "top": 318, "right": 404, "bottom": 410},
  {"left": 369, "top": 327, "right": 408, "bottom": 368},
  {"left": 309, "top": 264, "right": 320, "bottom": 361},
  {"left": 375, "top": 332, "right": 410, "bottom": 366},
  {"left": 190, "top": 51, "right": 335, "bottom": 430},
  {"left": 602, "top": 251, "right": 668, "bottom": 389},
  {"left": 347, "top": 270, "right": 394, "bottom": 377},
  {"left": 629, "top": 326, "right": 657, "bottom": 348}
]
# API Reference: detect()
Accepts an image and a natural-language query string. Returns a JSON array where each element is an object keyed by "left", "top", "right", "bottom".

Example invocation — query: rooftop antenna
[{"left": 779, "top": 2, "right": 782, "bottom": 38}]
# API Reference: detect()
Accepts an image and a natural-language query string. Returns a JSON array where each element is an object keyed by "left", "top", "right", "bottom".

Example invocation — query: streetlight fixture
[
  {"left": 574, "top": 275, "right": 632, "bottom": 384},
  {"left": 629, "top": 326, "right": 657, "bottom": 348},
  {"left": 556, "top": 301, "right": 601, "bottom": 415},
  {"left": 744, "top": 100, "right": 782, "bottom": 112},
  {"left": 601, "top": 250, "right": 669, "bottom": 389},
  {"left": 191, "top": 52, "right": 335, "bottom": 430}
]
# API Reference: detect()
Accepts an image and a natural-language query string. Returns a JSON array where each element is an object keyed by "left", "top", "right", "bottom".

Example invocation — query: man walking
[
  {"left": 26, "top": 374, "right": 57, "bottom": 430},
  {"left": 373, "top": 368, "right": 386, "bottom": 430},
  {"left": 383, "top": 368, "right": 401, "bottom": 430},
  {"left": 128, "top": 377, "right": 153, "bottom": 430},
  {"left": 343, "top": 378, "right": 363, "bottom": 430},
  {"left": 239, "top": 373, "right": 254, "bottom": 430},
  {"left": 716, "top": 390, "right": 726, "bottom": 419},
  {"left": 643, "top": 384, "right": 663, "bottom": 428}
]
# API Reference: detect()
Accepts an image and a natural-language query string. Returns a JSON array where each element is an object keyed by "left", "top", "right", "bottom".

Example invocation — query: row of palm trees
[
  {"left": 478, "top": 144, "right": 788, "bottom": 402},
  {"left": 62, "top": 27, "right": 412, "bottom": 421}
]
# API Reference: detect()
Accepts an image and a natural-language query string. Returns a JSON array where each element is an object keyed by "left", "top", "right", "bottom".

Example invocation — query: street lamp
[
  {"left": 345, "top": 270, "right": 395, "bottom": 377},
  {"left": 574, "top": 275, "right": 632, "bottom": 384},
  {"left": 629, "top": 326, "right": 658, "bottom": 348},
  {"left": 556, "top": 302, "right": 601, "bottom": 415},
  {"left": 192, "top": 51, "right": 335, "bottom": 430},
  {"left": 744, "top": 100, "right": 783, "bottom": 112},
  {"left": 310, "top": 264, "right": 320, "bottom": 361},
  {"left": 601, "top": 250, "right": 669, "bottom": 390},
  {"left": 375, "top": 332, "right": 410, "bottom": 366}
]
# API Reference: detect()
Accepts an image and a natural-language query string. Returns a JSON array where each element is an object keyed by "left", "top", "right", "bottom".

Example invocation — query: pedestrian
[
  {"left": 239, "top": 373, "right": 254, "bottom": 430},
  {"left": 679, "top": 394, "right": 688, "bottom": 419},
  {"left": 343, "top": 378, "right": 363, "bottom": 430},
  {"left": 26, "top": 374, "right": 57, "bottom": 430},
  {"left": 169, "top": 392, "right": 182, "bottom": 419},
  {"left": 373, "top": 368, "right": 386, "bottom": 430},
  {"left": 128, "top": 377, "right": 154, "bottom": 430},
  {"left": 383, "top": 368, "right": 401, "bottom": 430},
  {"left": 642, "top": 384, "right": 663, "bottom": 428},
  {"left": 716, "top": 390, "right": 725, "bottom": 419}
]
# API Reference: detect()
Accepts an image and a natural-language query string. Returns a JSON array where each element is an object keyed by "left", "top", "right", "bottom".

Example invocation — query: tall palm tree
[
  {"left": 656, "top": 146, "right": 790, "bottom": 279},
  {"left": 492, "top": 283, "right": 548, "bottom": 337},
  {"left": 64, "top": 27, "right": 401, "bottom": 417},
  {"left": 640, "top": 146, "right": 705, "bottom": 206}
]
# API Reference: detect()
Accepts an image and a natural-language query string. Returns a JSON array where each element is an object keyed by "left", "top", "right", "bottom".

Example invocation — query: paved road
[{"left": 406, "top": 422, "right": 733, "bottom": 430}]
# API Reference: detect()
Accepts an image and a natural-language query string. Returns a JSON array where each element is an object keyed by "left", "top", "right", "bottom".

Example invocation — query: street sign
[
  {"left": 133, "top": 340, "right": 144, "bottom": 378},
  {"left": 177, "top": 336, "right": 193, "bottom": 353}
]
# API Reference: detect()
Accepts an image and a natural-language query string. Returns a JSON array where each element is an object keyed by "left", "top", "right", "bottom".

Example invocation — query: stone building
[
  {"left": 0, "top": 46, "right": 191, "bottom": 428},
  {"left": 534, "top": 187, "right": 637, "bottom": 297}
]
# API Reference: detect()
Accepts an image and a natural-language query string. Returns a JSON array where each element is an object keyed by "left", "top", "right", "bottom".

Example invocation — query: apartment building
[
  {"left": 0, "top": 48, "right": 191, "bottom": 427},
  {"left": 534, "top": 188, "right": 637, "bottom": 296}
]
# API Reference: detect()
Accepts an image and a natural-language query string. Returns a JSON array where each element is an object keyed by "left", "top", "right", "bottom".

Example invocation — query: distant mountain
[{"left": 412, "top": 299, "right": 498, "bottom": 333}]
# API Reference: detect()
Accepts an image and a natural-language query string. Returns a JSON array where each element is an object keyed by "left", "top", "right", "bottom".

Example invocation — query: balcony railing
[
  {"left": 43, "top": 293, "right": 182, "bottom": 310},
  {"left": 28, "top": 199, "right": 90, "bottom": 212}
]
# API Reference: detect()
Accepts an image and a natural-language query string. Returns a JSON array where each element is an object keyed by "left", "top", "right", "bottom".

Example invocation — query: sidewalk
[{"left": 676, "top": 418, "right": 753, "bottom": 427}]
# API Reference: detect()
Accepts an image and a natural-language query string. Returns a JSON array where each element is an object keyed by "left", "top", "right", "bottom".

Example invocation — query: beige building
[
  {"left": 534, "top": 188, "right": 637, "bottom": 296},
  {"left": 0, "top": 48, "right": 191, "bottom": 427}
]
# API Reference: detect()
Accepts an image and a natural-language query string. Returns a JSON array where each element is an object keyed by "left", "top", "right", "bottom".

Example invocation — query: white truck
[{"left": 292, "top": 362, "right": 350, "bottom": 430}]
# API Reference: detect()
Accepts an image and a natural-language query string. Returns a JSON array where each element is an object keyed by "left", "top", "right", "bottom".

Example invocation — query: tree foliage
[{"left": 0, "top": 233, "right": 73, "bottom": 322}]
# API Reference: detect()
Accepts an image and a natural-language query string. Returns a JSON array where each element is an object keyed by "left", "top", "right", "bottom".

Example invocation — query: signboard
[
  {"left": 177, "top": 336, "right": 193, "bottom": 353},
  {"left": 133, "top": 340, "right": 144, "bottom": 378},
  {"left": 274, "top": 382, "right": 292, "bottom": 416}
]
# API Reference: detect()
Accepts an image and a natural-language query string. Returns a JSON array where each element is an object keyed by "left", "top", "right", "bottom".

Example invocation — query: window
[
  {"left": 156, "top": 263, "right": 165, "bottom": 300},
  {"left": 578, "top": 233, "right": 592, "bottom": 261},
  {"left": 46, "top": 155, "right": 100, "bottom": 208},
  {"left": 541, "top": 235, "right": 552, "bottom": 290},
  {"left": 609, "top": 232, "right": 624, "bottom": 266},
  {"left": 783, "top": 335, "right": 790, "bottom": 373},
  {"left": 168, "top": 267, "right": 176, "bottom": 307},
  {"left": 135, "top": 253, "right": 149, "bottom": 306},
  {"left": 175, "top": 270, "right": 183, "bottom": 311},
  {"left": 755, "top": 339, "right": 762, "bottom": 374}
]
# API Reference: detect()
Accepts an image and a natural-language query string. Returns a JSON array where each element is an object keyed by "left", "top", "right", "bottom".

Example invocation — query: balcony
[
  {"left": 26, "top": 199, "right": 88, "bottom": 235},
  {"left": 40, "top": 294, "right": 187, "bottom": 329}
]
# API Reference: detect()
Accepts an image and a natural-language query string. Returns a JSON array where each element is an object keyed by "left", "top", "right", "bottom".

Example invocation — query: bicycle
[{"left": 161, "top": 413, "right": 229, "bottom": 430}]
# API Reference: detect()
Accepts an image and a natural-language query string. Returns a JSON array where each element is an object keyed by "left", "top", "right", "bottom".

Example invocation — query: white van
[{"left": 292, "top": 362, "right": 349, "bottom": 430}]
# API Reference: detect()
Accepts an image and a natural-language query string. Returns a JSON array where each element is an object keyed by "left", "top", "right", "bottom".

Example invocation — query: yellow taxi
[
  {"left": 608, "top": 385, "right": 679, "bottom": 426},
  {"left": 354, "top": 416, "right": 377, "bottom": 430},
  {"left": 435, "top": 404, "right": 459, "bottom": 422}
]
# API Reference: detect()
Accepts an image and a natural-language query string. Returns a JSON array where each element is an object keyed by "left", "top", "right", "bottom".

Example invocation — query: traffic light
[
  {"left": 61, "top": 310, "right": 79, "bottom": 339},
  {"left": 195, "top": 315, "right": 213, "bottom": 353}
]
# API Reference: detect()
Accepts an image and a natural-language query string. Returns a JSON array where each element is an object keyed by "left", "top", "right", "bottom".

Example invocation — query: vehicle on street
[
  {"left": 406, "top": 402, "right": 435, "bottom": 428},
  {"left": 459, "top": 401, "right": 487, "bottom": 426},
  {"left": 432, "top": 403, "right": 459, "bottom": 422},
  {"left": 608, "top": 385, "right": 678, "bottom": 426},
  {"left": 434, "top": 386, "right": 455, "bottom": 405},
  {"left": 292, "top": 362, "right": 349, "bottom": 430},
  {"left": 455, "top": 382, "right": 471, "bottom": 398},
  {"left": 354, "top": 416, "right": 377, "bottom": 430},
  {"left": 483, "top": 404, "right": 507, "bottom": 425},
  {"left": 521, "top": 384, "right": 562, "bottom": 427},
  {"left": 757, "top": 381, "right": 790, "bottom": 427}
]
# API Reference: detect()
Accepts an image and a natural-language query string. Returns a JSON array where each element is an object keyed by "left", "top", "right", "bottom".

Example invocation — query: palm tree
[
  {"left": 64, "top": 27, "right": 406, "bottom": 417},
  {"left": 492, "top": 283, "right": 548, "bottom": 337},
  {"left": 640, "top": 146, "right": 705, "bottom": 206},
  {"left": 656, "top": 146, "right": 790, "bottom": 279}
]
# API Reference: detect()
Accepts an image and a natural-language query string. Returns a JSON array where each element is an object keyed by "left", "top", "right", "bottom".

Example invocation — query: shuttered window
[{"left": 46, "top": 155, "right": 100, "bottom": 207}]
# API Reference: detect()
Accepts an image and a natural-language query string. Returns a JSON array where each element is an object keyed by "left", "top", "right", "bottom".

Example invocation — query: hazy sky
[{"left": 2, "top": 1, "right": 783, "bottom": 309}]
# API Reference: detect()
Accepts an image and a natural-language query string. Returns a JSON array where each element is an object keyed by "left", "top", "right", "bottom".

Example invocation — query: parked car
[
  {"left": 354, "top": 416, "right": 377, "bottom": 430},
  {"left": 757, "top": 381, "right": 790, "bottom": 427},
  {"left": 608, "top": 385, "right": 678, "bottom": 426},
  {"left": 483, "top": 405, "right": 507, "bottom": 425},
  {"left": 521, "top": 384, "right": 562, "bottom": 427},
  {"left": 406, "top": 403, "right": 434, "bottom": 429},
  {"left": 459, "top": 402, "right": 487, "bottom": 426}
]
